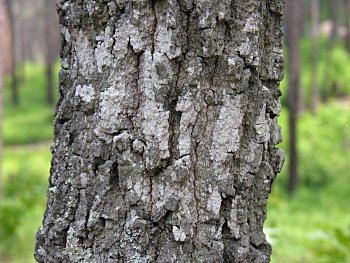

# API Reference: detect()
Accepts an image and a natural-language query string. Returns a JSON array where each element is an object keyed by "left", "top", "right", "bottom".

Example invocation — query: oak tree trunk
[{"left": 35, "top": 0, "right": 285, "bottom": 262}]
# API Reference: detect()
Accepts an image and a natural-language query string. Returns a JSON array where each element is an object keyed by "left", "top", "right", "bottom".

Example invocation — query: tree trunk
[
  {"left": 311, "top": 0, "right": 319, "bottom": 114},
  {"left": 1, "top": 0, "right": 11, "bottom": 75},
  {"left": 346, "top": 0, "right": 350, "bottom": 54},
  {"left": 5, "top": 0, "right": 18, "bottom": 106},
  {"left": 0, "top": 0, "right": 4, "bottom": 198},
  {"left": 321, "top": 0, "right": 341, "bottom": 102},
  {"left": 286, "top": 0, "right": 301, "bottom": 194},
  {"left": 46, "top": 61, "right": 53, "bottom": 105},
  {"left": 18, "top": 0, "right": 25, "bottom": 83},
  {"left": 45, "top": 0, "right": 54, "bottom": 105},
  {"left": 35, "top": 1, "right": 285, "bottom": 262},
  {"left": 286, "top": 0, "right": 304, "bottom": 114}
]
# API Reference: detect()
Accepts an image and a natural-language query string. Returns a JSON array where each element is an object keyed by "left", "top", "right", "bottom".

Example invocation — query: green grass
[{"left": 3, "top": 62, "right": 59, "bottom": 145}]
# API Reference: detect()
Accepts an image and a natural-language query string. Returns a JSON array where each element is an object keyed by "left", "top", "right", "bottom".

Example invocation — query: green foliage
[
  {"left": 1, "top": 62, "right": 57, "bottom": 262},
  {"left": 311, "top": 226, "right": 350, "bottom": 263},
  {"left": 276, "top": 103, "right": 350, "bottom": 189},
  {"left": 280, "top": 37, "right": 350, "bottom": 108},
  {"left": 267, "top": 102, "right": 350, "bottom": 263},
  {"left": 329, "top": 47, "right": 350, "bottom": 95},
  {"left": 0, "top": 146, "right": 50, "bottom": 262},
  {"left": 3, "top": 62, "right": 59, "bottom": 145}
]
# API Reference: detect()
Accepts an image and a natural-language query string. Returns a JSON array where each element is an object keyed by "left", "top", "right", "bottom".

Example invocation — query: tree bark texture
[{"left": 35, "top": 1, "right": 285, "bottom": 262}]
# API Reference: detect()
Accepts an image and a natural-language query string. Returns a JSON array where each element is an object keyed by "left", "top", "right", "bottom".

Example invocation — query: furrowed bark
[{"left": 35, "top": 1, "right": 285, "bottom": 262}]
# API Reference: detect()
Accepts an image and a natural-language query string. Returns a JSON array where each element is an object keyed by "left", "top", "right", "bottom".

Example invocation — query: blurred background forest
[{"left": 0, "top": 0, "right": 350, "bottom": 262}]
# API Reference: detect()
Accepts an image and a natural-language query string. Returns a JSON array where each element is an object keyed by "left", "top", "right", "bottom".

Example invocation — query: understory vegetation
[
  {"left": 1, "top": 44, "right": 350, "bottom": 262},
  {"left": 266, "top": 105, "right": 350, "bottom": 263}
]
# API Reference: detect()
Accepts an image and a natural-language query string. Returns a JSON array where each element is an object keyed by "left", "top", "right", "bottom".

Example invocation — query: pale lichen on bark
[{"left": 36, "top": 0, "right": 285, "bottom": 262}]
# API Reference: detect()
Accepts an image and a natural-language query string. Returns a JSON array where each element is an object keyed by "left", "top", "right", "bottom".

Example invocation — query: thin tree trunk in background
[
  {"left": 45, "top": 0, "right": 54, "bottom": 105},
  {"left": 347, "top": 0, "right": 350, "bottom": 54},
  {"left": 0, "top": 0, "right": 4, "bottom": 198},
  {"left": 5, "top": 0, "right": 18, "bottom": 106},
  {"left": 321, "top": 0, "right": 340, "bottom": 102},
  {"left": 2, "top": 0, "right": 11, "bottom": 75},
  {"left": 35, "top": 1, "right": 285, "bottom": 262},
  {"left": 297, "top": 1, "right": 304, "bottom": 114},
  {"left": 286, "top": 0, "right": 304, "bottom": 114},
  {"left": 46, "top": 62, "right": 53, "bottom": 105},
  {"left": 286, "top": 0, "right": 301, "bottom": 193},
  {"left": 18, "top": 0, "right": 25, "bottom": 82},
  {"left": 311, "top": 0, "right": 319, "bottom": 114}
]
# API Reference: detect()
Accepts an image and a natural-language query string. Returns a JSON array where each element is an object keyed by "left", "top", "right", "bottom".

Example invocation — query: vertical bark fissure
[
  {"left": 190, "top": 131, "right": 200, "bottom": 261},
  {"left": 165, "top": 59, "right": 183, "bottom": 163},
  {"left": 134, "top": 49, "right": 143, "bottom": 117},
  {"left": 150, "top": 0, "right": 157, "bottom": 57},
  {"left": 127, "top": 38, "right": 144, "bottom": 120}
]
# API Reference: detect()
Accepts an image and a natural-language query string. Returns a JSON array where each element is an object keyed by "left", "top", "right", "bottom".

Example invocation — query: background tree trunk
[
  {"left": 347, "top": 0, "right": 350, "bottom": 54},
  {"left": 321, "top": 0, "right": 341, "bottom": 102},
  {"left": 0, "top": 0, "right": 4, "bottom": 198},
  {"left": 311, "top": 0, "right": 320, "bottom": 114},
  {"left": 286, "top": 0, "right": 304, "bottom": 114},
  {"left": 44, "top": 0, "right": 54, "bottom": 105},
  {"left": 286, "top": 0, "right": 301, "bottom": 193},
  {"left": 35, "top": 0, "right": 285, "bottom": 262},
  {"left": 1, "top": 0, "right": 11, "bottom": 75},
  {"left": 5, "top": 0, "right": 18, "bottom": 106}
]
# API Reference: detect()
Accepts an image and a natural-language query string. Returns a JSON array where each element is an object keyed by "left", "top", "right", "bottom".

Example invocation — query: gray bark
[{"left": 35, "top": 0, "right": 285, "bottom": 262}]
